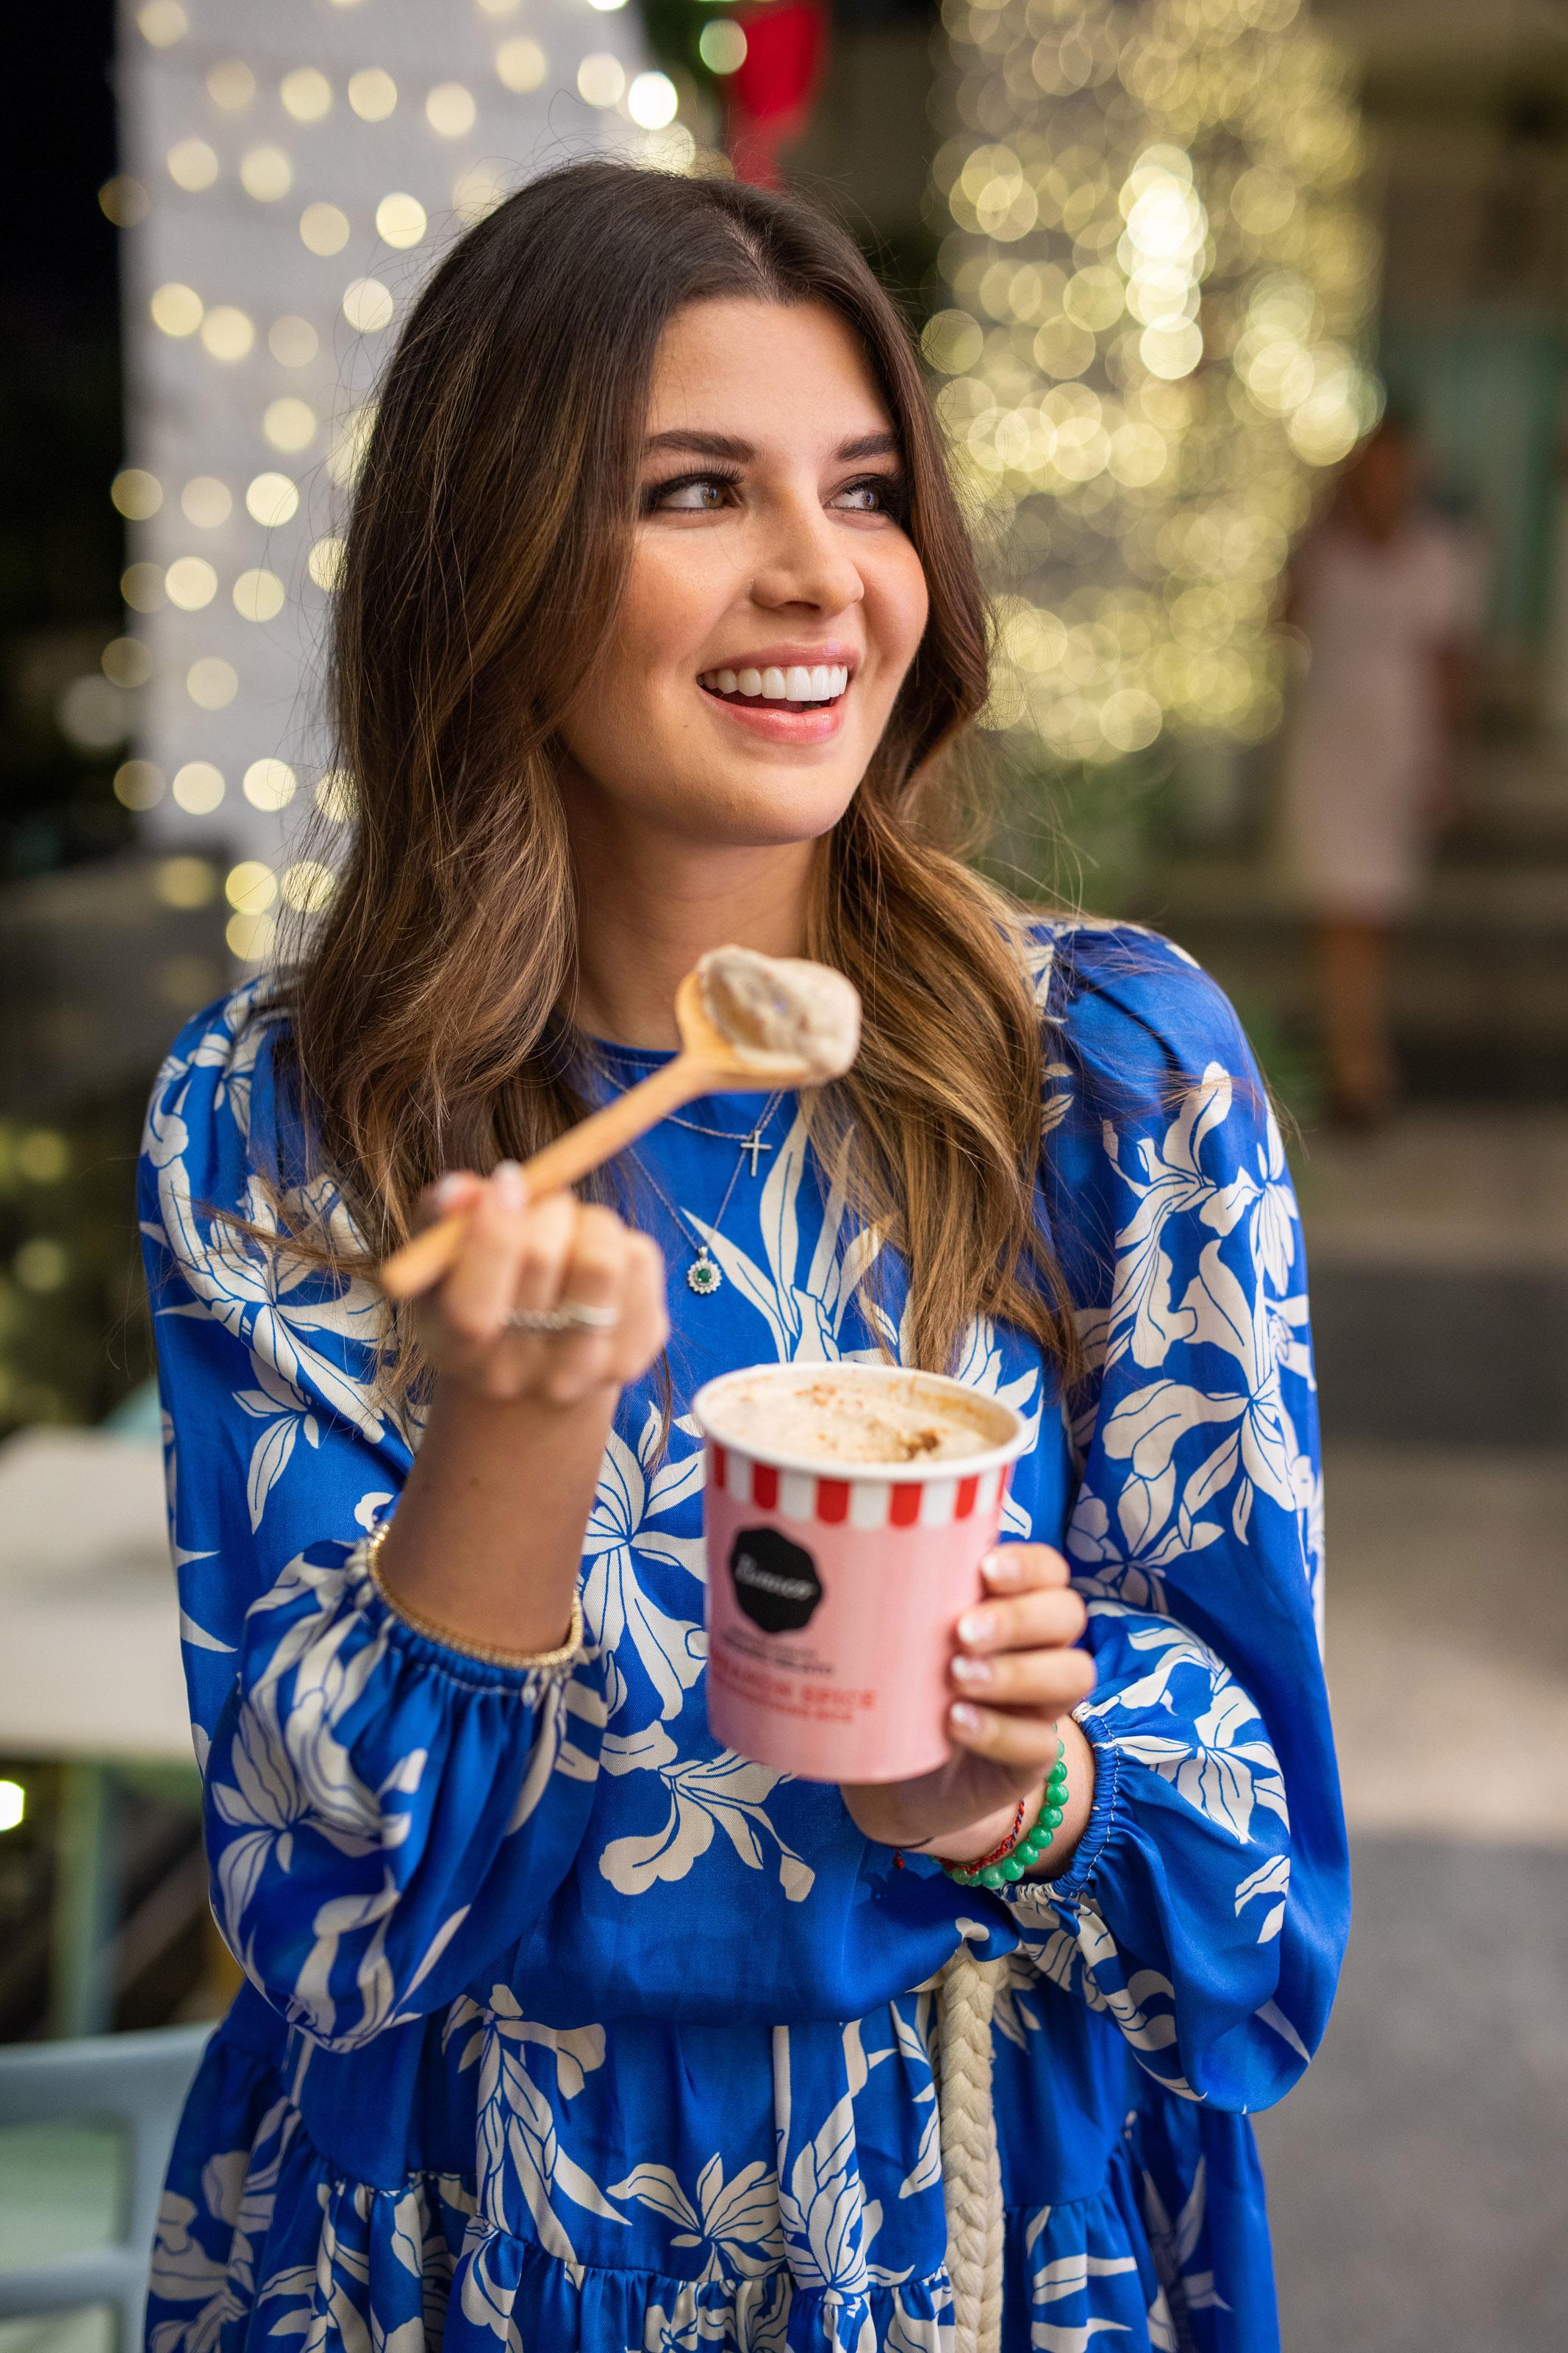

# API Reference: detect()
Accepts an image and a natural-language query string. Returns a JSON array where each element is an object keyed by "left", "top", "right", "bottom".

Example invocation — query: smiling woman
[
  {"left": 298, "top": 163, "right": 1070, "bottom": 1396},
  {"left": 138, "top": 161, "right": 1345, "bottom": 2353},
  {"left": 559, "top": 300, "right": 928, "bottom": 850}
]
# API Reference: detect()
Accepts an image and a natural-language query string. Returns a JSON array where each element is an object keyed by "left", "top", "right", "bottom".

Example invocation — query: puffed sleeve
[
  {"left": 1000, "top": 924, "right": 1348, "bottom": 2111},
  {"left": 139, "top": 985, "right": 607, "bottom": 2051}
]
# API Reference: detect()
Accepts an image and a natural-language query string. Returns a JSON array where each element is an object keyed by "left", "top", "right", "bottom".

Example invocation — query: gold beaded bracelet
[{"left": 361, "top": 1518, "right": 586, "bottom": 1673}]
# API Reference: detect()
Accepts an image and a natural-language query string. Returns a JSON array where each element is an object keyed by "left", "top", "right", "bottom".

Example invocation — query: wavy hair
[{"left": 283, "top": 160, "right": 1078, "bottom": 1390}]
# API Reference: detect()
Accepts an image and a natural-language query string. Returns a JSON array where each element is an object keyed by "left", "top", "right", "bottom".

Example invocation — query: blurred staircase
[
  {"left": 1131, "top": 735, "right": 1568, "bottom": 1446},
  {"left": 1139, "top": 738, "right": 1568, "bottom": 1101}
]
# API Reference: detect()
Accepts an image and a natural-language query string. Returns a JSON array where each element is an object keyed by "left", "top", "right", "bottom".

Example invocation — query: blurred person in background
[{"left": 1281, "top": 411, "right": 1483, "bottom": 1126}]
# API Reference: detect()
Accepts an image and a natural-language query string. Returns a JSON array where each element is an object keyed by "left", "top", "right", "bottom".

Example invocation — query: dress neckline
[
  {"left": 580, "top": 1035, "right": 793, "bottom": 1121},
  {"left": 582, "top": 1033, "right": 679, "bottom": 1071}
]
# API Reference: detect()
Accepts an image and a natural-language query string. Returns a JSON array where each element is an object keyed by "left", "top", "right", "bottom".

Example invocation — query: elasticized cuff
[
  {"left": 357, "top": 1520, "right": 586, "bottom": 1677},
  {"left": 1006, "top": 1704, "right": 1123, "bottom": 1914}
]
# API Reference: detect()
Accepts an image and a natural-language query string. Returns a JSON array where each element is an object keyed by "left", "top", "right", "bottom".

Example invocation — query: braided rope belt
[{"left": 935, "top": 1946, "right": 1008, "bottom": 2353}]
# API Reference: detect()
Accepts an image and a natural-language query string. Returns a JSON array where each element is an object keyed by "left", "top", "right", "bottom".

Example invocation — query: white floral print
[{"left": 140, "top": 925, "right": 1345, "bottom": 2353}]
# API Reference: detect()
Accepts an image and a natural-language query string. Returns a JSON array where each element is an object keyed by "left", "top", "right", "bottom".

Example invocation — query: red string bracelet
[{"left": 892, "top": 1796, "right": 1028, "bottom": 1875}]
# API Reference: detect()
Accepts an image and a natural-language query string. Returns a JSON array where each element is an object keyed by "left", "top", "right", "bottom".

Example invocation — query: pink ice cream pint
[{"left": 692, "top": 1364, "right": 1031, "bottom": 1782}]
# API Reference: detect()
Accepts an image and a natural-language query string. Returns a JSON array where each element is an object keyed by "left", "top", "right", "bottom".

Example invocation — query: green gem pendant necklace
[
  {"left": 629, "top": 1093, "right": 784, "bottom": 1299},
  {"left": 579, "top": 1038, "right": 783, "bottom": 1299}
]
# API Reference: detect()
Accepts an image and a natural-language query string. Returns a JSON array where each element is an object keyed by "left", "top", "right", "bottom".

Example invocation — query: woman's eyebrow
[
  {"left": 640, "top": 429, "right": 901, "bottom": 463},
  {"left": 643, "top": 430, "right": 753, "bottom": 460}
]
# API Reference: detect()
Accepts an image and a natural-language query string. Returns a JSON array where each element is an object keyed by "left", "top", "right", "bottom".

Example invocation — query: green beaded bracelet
[{"left": 945, "top": 1738, "right": 1069, "bottom": 1888}]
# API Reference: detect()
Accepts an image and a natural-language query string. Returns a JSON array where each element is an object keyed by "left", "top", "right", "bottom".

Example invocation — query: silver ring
[{"left": 504, "top": 1300, "right": 620, "bottom": 1335}]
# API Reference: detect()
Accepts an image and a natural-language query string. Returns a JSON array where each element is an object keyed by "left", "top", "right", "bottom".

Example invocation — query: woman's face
[{"left": 558, "top": 297, "right": 931, "bottom": 852}]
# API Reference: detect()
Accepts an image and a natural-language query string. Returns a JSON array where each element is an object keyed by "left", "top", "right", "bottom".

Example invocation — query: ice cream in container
[{"left": 692, "top": 1361, "right": 1031, "bottom": 1782}]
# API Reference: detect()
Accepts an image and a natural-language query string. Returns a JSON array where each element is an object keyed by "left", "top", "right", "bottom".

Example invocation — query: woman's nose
[{"left": 749, "top": 499, "right": 865, "bottom": 617}]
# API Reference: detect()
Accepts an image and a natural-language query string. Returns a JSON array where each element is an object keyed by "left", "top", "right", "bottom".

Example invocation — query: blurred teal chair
[
  {"left": 0, "top": 2024, "right": 212, "bottom": 2352},
  {"left": 99, "top": 1385, "right": 163, "bottom": 1443}
]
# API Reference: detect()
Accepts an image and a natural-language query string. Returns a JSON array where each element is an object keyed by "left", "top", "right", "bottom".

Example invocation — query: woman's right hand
[{"left": 408, "top": 1163, "right": 670, "bottom": 1410}]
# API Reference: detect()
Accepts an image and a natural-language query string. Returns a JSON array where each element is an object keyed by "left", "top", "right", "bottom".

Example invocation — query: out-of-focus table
[{"left": 0, "top": 1425, "right": 195, "bottom": 2035}]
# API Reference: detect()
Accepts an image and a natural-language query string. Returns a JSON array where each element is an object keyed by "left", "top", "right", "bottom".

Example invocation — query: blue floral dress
[{"left": 139, "top": 919, "right": 1346, "bottom": 2353}]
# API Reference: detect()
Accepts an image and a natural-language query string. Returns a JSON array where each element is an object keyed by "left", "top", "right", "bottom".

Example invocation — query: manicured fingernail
[
  {"left": 493, "top": 1160, "right": 526, "bottom": 1210},
  {"left": 957, "top": 1609, "right": 993, "bottom": 1648},
  {"left": 949, "top": 1702, "right": 983, "bottom": 1735},
  {"left": 983, "top": 1551, "right": 1022, "bottom": 1586},
  {"left": 951, "top": 1654, "right": 993, "bottom": 1687},
  {"left": 433, "top": 1174, "right": 468, "bottom": 1209}
]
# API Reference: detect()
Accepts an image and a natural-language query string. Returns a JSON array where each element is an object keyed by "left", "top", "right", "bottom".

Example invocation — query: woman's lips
[{"left": 698, "top": 681, "right": 847, "bottom": 743}]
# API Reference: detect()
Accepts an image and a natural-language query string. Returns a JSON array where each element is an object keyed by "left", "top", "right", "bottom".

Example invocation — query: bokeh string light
[
  {"left": 931, "top": 0, "right": 1380, "bottom": 764},
  {"left": 112, "top": 0, "right": 667, "bottom": 960}
]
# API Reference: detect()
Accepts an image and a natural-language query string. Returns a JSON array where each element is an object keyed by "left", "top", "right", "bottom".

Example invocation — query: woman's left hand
[{"left": 840, "top": 1544, "right": 1096, "bottom": 1866}]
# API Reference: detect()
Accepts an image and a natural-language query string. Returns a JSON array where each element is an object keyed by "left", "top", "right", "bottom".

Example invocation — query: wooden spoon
[{"left": 378, "top": 966, "right": 848, "bottom": 1302}]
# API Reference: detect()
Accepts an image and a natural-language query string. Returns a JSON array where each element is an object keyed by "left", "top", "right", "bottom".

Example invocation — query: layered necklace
[{"left": 579, "top": 1041, "right": 784, "bottom": 1299}]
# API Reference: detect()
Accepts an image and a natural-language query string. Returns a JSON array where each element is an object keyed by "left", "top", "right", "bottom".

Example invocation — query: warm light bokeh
[{"left": 933, "top": 0, "right": 1379, "bottom": 762}]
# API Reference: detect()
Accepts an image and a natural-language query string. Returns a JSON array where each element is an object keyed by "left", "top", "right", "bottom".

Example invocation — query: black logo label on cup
[{"left": 729, "top": 1527, "right": 823, "bottom": 1635}]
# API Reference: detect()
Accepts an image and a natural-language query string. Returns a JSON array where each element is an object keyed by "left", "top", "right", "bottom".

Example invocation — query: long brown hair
[{"left": 284, "top": 160, "right": 1078, "bottom": 1388}]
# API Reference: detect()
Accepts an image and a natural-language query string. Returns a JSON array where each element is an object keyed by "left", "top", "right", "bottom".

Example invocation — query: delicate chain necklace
[
  {"left": 577, "top": 1040, "right": 783, "bottom": 1298},
  {"left": 662, "top": 1105, "right": 779, "bottom": 1173},
  {"left": 626, "top": 1101, "right": 782, "bottom": 1296}
]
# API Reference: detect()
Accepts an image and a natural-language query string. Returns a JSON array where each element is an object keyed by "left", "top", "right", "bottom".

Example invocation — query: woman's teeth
[{"left": 700, "top": 663, "right": 850, "bottom": 704}]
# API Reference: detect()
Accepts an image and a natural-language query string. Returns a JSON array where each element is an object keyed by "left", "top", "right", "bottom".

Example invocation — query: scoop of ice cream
[
  {"left": 710, "top": 1368, "right": 1009, "bottom": 1465},
  {"left": 698, "top": 947, "right": 861, "bottom": 1083}
]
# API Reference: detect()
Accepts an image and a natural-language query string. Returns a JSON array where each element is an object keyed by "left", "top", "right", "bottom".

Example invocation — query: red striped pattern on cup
[{"left": 709, "top": 1440, "right": 1012, "bottom": 1531}]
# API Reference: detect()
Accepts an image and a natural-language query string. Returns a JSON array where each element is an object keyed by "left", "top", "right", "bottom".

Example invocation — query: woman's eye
[
  {"left": 647, "top": 474, "right": 734, "bottom": 513},
  {"left": 833, "top": 476, "right": 903, "bottom": 516}
]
